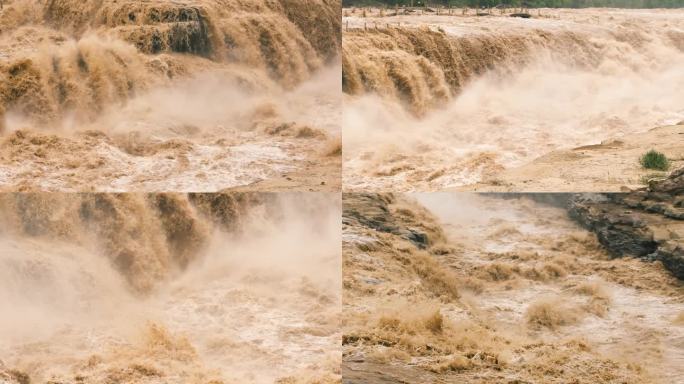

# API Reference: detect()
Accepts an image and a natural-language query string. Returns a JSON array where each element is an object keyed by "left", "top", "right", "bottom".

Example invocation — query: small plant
[{"left": 639, "top": 149, "right": 670, "bottom": 171}]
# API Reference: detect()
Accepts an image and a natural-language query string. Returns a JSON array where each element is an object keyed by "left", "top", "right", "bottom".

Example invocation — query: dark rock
[
  {"left": 649, "top": 167, "right": 684, "bottom": 195},
  {"left": 342, "top": 193, "right": 398, "bottom": 233},
  {"left": 569, "top": 168, "right": 684, "bottom": 279},
  {"left": 342, "top": 194, "right": 441, "bottom": 250},
  {"left": 403, "top": 229, "right": 429, "bottom": 249},
  {"left": 656, "top": 243, "right": 684, "bottom": 279},
  {"left": 568, "top": 198, "right": 657, "bottom": 258}
]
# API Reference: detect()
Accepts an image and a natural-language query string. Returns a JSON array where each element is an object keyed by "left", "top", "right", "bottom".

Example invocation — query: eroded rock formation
[{"left": 570, "top": 168, "right": 684, "bottom": 279}]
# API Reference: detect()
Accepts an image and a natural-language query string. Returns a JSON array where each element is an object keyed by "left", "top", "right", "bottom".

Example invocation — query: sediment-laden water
[
  {"left": 342, "top": 9, "right": 684, "bottom": 191},
  {"left": 0, "top": 192, "right": 342, "bottom": 383},
  {"left": 0, "top": 0, "right": 341, "bottom": 191},
  {"left": 342, "top": 193, "right": 684, "bottom": 383}
]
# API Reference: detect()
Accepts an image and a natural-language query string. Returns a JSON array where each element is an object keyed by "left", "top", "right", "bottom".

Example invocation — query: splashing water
[
  {"left": 343, "top": 9, "right": 684, "bottom": 191},
  {"left": 0, "top": 0, "right": 341, "bottom": 191},
  {"left": 0, "top": 193, "right": 342, "bottom": 383}
]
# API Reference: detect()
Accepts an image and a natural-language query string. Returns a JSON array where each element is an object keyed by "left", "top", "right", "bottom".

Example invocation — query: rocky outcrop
[
  {"left": 648, "top": 167, "right": 684, "bottom": 196},
  {"left": 342, "top": 193, "right": 444, "bottom": 249},
  {"left": 569, "top": 169, "right": 684, "bottom": 279}
]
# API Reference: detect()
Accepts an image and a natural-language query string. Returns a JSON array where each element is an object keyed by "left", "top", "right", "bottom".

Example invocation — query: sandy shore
[
  {"left": 461, "top": 124, "right": 684, "bottom": 192},
  {"left": 224, "top": 154, "right": 341, "bottom": 192}
]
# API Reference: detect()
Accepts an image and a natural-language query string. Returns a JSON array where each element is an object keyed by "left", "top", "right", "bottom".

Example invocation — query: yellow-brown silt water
[
  {"left": 0, "top": 192, "right": 342, "bottom": 383},
  {"left": 0, "top": 0, "right": 341, "bottom": 191},
  {"left": 342, "top": 8, "right": 684, "bottom": 191}
]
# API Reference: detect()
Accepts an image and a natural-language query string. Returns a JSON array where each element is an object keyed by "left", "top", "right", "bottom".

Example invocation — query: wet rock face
[
  {"left": 569, "top": 170, "right": 684, "bottom": 279},
  {"left": 649, "top": 167, "right": 684, "bottom": 196},
  {"left": 342, "top": 193, "right": 439, "bottom": 249},
  {"left": 569, "top": 197, "right": 659, "bottom": 256},
  {"left": 342, "top": 193, "right": 397, "bottom": 233}
]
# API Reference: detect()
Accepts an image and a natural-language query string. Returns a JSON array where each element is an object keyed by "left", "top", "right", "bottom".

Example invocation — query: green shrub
[{"left": 640, "top": 150, "right": 670, "bottom": 171}]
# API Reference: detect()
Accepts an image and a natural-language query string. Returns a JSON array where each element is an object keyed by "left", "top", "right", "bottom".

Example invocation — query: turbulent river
[
  {"left": 342, "top": 8, "right": 684, "bottom": 191},
  {"left": 0, "top": 0, "right": 341, "bottom": 191},
  {"left": 342, "top": 193, "right": 684, "bottom": 383},
  {"left": 0, "top": 193, "right": 342, "bottom": 383}
]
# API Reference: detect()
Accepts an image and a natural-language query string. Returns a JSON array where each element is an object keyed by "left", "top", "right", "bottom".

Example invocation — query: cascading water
[
  {"left": 0, "top": 192, "right": 342, "bottom": 383},
  {"left": 0, "top": 0, "right": 341, "bottom": 191},
  {"left": 342, "top": 192, "right": 684, "bottom": 383},
  {"left": 342, "top": 9, "right": 684, "bottom": 191}
]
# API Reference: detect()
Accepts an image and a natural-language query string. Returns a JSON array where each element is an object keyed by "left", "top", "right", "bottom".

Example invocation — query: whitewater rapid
[{"left": 342, "top": 8, "right": 684, "bottom": 191}]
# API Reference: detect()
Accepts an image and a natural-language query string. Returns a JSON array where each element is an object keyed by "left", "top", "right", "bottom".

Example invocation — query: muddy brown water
[{"left": 343, "top": 9, "right": 684, "bottom": 191}]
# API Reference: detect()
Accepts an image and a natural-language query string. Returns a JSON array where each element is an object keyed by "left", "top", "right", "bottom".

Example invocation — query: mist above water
[
  {"left": 0, "top": 193, "right": 342, "bottom": 383},
  {"left": 342, "top": 192, "right": 684, "bottom": 383},
  {"left": 0, "top": 0, "right": 341, "bottom": 191},
  {"left": 343, "top": 9, "right": 684, "bottom": 191}
]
